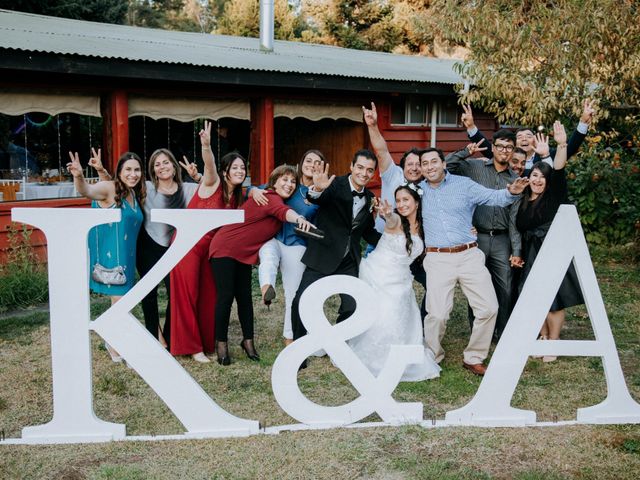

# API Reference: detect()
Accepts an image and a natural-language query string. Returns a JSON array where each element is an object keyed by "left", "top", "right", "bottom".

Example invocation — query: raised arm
[
  {"left": 362, "top": 102, "right": 394, "bottom": 174},
  {"left": 199, "top": 120, "right": 220, "bottom": 191},
  {"left": 67, "top": 151, "right": 114, "bottom": 201},
  {"left": 552, "top": 121, "right": 568, "bottom": 170},
  {"left": 462, "top": 105, "right": 494, "bottom": 159},
  {"left": 566, "top": 98, "right": 594, "bottom": 158}
]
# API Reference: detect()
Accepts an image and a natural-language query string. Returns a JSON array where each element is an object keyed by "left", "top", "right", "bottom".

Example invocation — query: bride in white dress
[{"left": 349, "top": 184, "right": 440, "bottom": 381}]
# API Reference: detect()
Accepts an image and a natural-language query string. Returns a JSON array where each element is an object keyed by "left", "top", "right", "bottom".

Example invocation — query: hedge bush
[
  {"left": 0, "top": 224, "right": 48, "bottom": 312},
  {"left": 566, "top": 118, "right": 640, "bottom": 248}
]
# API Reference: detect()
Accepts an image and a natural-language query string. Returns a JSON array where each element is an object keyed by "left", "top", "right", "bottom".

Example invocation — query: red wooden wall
[{"left": 0, "top": 92, "right": 499, "bottom": 263}]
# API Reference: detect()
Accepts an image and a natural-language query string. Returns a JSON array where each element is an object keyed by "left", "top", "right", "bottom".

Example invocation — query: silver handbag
[
  {"left": 92, "top": 263, "right": 126, "bottom": 286},
  {"left": 92, "top": 220, "right": 127, "bottom": 286}
]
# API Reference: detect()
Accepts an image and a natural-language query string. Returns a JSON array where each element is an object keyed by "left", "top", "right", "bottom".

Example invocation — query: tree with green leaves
[
  {"left": 127, "top": 0, "right": 210, "bottom": 32},
  {"left": 0, "top": 0, "right": 129, "bottom": 23},
  {"left": 214, "top": 0, "right": 309, "bottom": 41},
  {"left": 304, "top": 0, "right": 398, "bottom": 51},
  {"left": 428, "top": 0, "right": 640, "bottom": 126}
]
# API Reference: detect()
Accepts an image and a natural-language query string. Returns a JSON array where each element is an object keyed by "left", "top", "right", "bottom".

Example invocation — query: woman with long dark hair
[
  {"left": 249, "top": 149, "right": 323, "bottom": 345},
  {"left": 169, "top": 121, "right": 246, "bottom": 363},
  {"left": 67, "top": 149, "right": 146, "bottom": 362},
  {"left": 348, "top": 184, "right": 440, "bottom": 381},
  {"left": 513, "top": 122, "right": 583, "bottom": 362},
  {"left": 136, "top": 148, "right": 199, "bottom": 346},
  {"left": 209, "top": 164, "right": 315, "bottom": 366}
]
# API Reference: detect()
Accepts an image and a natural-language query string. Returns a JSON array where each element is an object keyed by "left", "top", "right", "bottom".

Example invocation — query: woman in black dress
[{"left": 513, "top": 122, "right": 584, "bottom": 362}]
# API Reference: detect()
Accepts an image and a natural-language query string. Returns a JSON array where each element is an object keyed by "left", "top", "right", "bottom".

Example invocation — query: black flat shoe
[
  {"left": 217, "top": 356, "right": 231, "bottom": 366},
  {"left": 298, "top": 359, "right": 308, "bottom": 371},
  {"left": 263, "top": 285, "right": 276, "bottom": 309},
  {"left": 240, "top": 339, "right": 260, "bottom": 362}
]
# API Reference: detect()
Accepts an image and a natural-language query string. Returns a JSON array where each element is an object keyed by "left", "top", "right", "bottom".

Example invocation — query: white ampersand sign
[{"left": 271, "top": 275, "right": 423, "bottom": 427}]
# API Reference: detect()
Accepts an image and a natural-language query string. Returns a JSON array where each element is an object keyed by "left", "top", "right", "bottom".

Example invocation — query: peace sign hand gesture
[
  {"left": 580, "top": 98, "right": 595, "bottom": 125},
  {"left": 376, "top": 199, "right": 393, "bottom": 220},
  {"left": 179, "top": 156, "right": 201, "bottom": 182},
  {"left": 461, "top": 104, "right": 476, "bottom": 130},
  {"left": 67, "top": 151, "right": 84, "bottom": 179},
  {"left": 87, "top": 148, "right": 103, "bottom": 171},
  {"left": 466, "top": 138, "right": 487, "bottom": 156},
  {"left": 312, "top": 161, "right": 335, "bottom": 192},
  {"left": 199, "top": 120, "right": 212, "bottom": 148}
]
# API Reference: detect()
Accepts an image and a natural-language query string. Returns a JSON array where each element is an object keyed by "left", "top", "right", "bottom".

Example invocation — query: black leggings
[
  {"left": 136, "top": 228, "right": 171, "bottom": 343},
  {"left": 210, "top": 257, "right": 254, "bottom": 342}
]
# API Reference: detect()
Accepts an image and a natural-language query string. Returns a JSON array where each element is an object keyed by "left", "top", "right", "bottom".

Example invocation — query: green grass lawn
[{"left": 0, "top": 254, "right": 639, "bottom": 479}]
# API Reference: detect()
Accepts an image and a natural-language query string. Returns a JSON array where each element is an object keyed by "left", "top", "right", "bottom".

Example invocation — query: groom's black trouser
[{"left": 291, "top": 254, "right": 358, "bottom": 340}]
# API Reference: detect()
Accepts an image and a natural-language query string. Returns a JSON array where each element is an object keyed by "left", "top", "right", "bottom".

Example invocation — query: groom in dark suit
[{"left": 291, "top": 149, "right": 382, "bottom": 344}]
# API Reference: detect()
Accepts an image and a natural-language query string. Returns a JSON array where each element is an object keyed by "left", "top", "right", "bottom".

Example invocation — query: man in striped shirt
[{"left": 419, "top": 148, "right": 528, "bottom": 376}]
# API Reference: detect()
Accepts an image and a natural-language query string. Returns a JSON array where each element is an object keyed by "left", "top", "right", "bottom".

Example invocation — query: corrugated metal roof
[{"left": 0, "top": 9, "right": 463, "bottom": 85}]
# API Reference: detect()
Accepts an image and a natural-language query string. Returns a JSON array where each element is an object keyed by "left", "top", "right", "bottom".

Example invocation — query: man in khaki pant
[{"left": 418, "top": 148, "right": 528, "bottom": 375}]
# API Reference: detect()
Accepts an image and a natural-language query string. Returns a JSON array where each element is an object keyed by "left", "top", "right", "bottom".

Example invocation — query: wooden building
[{"left": 0, "top": 9, "right": 498, "bottom": 261}]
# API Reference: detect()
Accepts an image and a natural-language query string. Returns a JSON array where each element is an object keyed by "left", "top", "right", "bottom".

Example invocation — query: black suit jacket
[{"left": 301, "top": 175, "right": 381, "bottom": 275}]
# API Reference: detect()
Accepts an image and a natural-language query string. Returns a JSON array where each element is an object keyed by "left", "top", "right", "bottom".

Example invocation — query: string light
[
  {"left": 88, "top": 116, "right": 93, "bottom": 177},
  {"left": 56, "top": 114, "right": 62, "bottom": 177},
  {"left": 143, "top": 116, "right": 147, "bottom": 163},
  {"left": 23, "top": 113, "right": 28, "bottom": 181}
]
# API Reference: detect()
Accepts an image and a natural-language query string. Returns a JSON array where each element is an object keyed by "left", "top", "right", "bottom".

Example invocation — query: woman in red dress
[
  {"left": 169, "top": 121, "right": 246, "bottom": 363},
  {"left": 209, "top": 165, "right": 314, "bottom": 365}
]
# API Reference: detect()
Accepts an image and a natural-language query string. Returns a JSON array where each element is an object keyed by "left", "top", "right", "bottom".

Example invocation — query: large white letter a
[{"left": 446, "top": 205, "right": 640, "bottom": 426}]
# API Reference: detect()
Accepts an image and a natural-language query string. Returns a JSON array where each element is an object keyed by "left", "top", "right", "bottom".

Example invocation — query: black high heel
[
  {"left": 262, "top": 285, "right": 276, "bottom": 309},
  {"left": 240, "top": 339, "right": 260, "bottom": 362},
  {"left": 216, "top": 341, "right": 231, "bottom": 366}
]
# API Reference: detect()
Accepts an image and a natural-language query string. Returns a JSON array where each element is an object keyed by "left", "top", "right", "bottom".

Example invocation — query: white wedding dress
[{"left": 349, "top": 231, "right": 440, "bottom": 381}]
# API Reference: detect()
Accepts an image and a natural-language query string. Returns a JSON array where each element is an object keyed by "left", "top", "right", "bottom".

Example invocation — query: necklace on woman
[{"left": 158, "top": 182, "right": 178, "bottom": 195}]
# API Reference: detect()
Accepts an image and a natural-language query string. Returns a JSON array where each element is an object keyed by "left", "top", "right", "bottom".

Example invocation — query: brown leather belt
[{"left": 426, "top": 241, "right": 478, "bottom": 253}]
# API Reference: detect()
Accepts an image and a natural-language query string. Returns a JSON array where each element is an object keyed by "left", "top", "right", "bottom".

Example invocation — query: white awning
[
  {"left": 128, "top": 96, "right": 250, "bottom": 122},
  {"left": 274, "top": 101, "right": 362, "bottom": 122},
  {"left": 0, "top": 90, "right": 101, "bottom": 117}
]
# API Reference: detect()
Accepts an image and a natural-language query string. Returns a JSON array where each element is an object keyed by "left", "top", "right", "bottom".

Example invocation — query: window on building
[
  {"left": 437, "top": 99, "right": 459, "bottom": 126},
  {"left": 0, "top": 112, "right": 103, "bottom": 202},
  {"left": 390, "top": 97, "right": 430, "bottom": 126}
]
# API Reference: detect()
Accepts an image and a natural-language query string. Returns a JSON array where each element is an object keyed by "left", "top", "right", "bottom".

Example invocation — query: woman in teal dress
[{"left": 68, "top": 149, "right": 146, "bottom": 361}]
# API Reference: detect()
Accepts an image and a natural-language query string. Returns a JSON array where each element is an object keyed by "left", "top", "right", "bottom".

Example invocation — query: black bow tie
[{"left": 352, "top": 190, "right": 366, "bottom": 198}]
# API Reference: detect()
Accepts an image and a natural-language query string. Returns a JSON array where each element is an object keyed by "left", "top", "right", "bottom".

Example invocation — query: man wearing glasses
[
  {"left": 445, "top": 130, "right": 524, "bottom": 342},
  {"left": 461, "top": 100, "right": 594, "bottom": 174}
]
